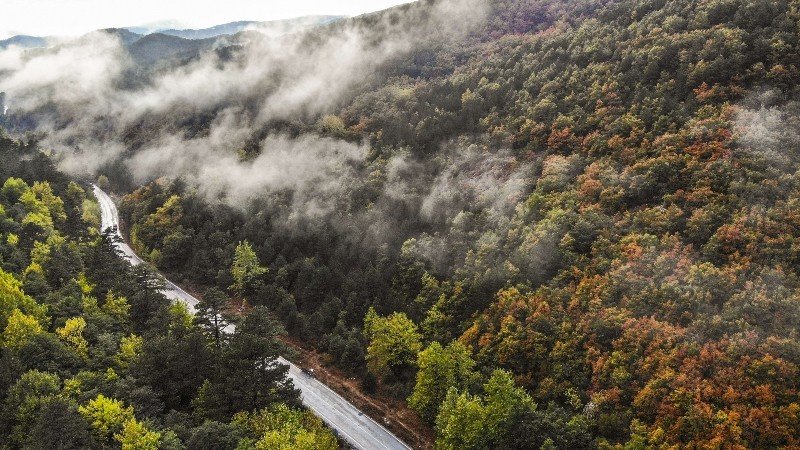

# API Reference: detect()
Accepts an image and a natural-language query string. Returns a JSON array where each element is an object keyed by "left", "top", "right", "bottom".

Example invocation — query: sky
[{"left": 0, "top": 0, "right": 415, "bottom": 38}]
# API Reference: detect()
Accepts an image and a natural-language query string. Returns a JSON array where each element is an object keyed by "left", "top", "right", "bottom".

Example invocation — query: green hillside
[{"left": 3, "top": 0, "right": 800, "bottom": 447}]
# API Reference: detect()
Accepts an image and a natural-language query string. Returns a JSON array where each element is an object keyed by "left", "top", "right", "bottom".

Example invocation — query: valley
[
  {"left": 1, "top": 0, "right": 800, "bottom": 448},
  {"left": 94, "top": 184, "right": 414, "bottom": 450}
]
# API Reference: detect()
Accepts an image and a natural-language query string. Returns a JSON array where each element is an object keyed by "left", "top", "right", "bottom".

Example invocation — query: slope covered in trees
[
  {"left": 0, "top": 132, "right": 335, "bottom": 449},
  {"left": 110, "top": 0, "right": 800, "bottom": 447},
  {"left": 2, "top": 0, "right": 800, "bottom": 447}
]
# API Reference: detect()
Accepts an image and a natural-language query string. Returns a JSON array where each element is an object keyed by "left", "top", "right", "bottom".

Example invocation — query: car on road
[{"left": 301, "top": 367, "right": 315, "bottom": 377}]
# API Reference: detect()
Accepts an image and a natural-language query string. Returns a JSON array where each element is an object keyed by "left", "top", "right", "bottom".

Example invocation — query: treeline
[
  {"left": 0, "top": 132, "right": 336, "bottom": 449},
  {"left": 113, "top": 0, "right": 800, "bottom": 448}
]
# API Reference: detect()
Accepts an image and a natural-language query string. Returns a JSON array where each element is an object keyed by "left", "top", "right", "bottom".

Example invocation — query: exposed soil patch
[{"left": 280, "top": 335, "right": 435, "bottom": 450}]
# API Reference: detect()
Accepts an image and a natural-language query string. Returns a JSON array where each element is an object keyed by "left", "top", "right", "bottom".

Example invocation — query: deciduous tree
[
  {"left": 363, "top": 307, "right": 422, "bottom": 384},
  {"left": 230, "top": 240, "right": 267, "bottom": 299}
]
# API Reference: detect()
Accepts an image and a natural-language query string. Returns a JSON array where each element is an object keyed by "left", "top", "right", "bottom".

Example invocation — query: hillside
[
  {"left": 127, "top": 33, "right": 216, "bottom": 66},
  {"left": 0, "top": 132, "right": 336, "bottom": 449},
  {"left": 118, "top": 0, "right": 800, "bottom": 447},
  {"left": 2, "top": 0, "right": 800, "bottom": 448}
]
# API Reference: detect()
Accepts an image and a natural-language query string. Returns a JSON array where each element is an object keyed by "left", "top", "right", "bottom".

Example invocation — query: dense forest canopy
[
  {"left": 2, "top": 0, "right": 800, "bottom": 448},
  {"left": 0, "top": 133, "right": 334, "bottom": 450}
]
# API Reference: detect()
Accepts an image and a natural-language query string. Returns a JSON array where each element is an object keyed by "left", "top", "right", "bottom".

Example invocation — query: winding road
[{"left": 93, "top": 185, "right": 413, "bottom": 450}]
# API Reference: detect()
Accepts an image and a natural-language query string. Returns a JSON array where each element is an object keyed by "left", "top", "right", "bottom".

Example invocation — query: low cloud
[
  {"left": 0, "top": 0, "right": 503, "bottom": 253},
  {"left": 735, "top": 92, "right": 800, "bottom": 173}
]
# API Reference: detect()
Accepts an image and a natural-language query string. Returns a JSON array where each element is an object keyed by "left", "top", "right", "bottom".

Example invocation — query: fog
[{"left": 0, "top": 0, "right": 539, "bottom": 269}]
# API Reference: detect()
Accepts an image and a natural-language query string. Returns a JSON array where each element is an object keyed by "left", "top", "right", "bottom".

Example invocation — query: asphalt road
[{"left": 92, "top": 185, "right": 413, "bottom": 450}]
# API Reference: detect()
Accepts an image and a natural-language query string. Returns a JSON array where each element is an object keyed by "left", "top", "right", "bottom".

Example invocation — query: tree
[
  {"left": 102, "top": 291, "right": 131, "bottom": 323},
  {"left": 435, "top": 370, "right": 535, "bottom": 450},
  {"left": 508, "top": 403, "right": 593, "bottom": 450},
  {"left": 233, "top": 404, "right": 338, "bottom": 450},
  {"left": 26, "top": 397, "right": 93, "bottom": 450},
  {"left": 408, "top": 341, "right": 476, "bottom": 423},
  {"left": 321, "top": 315, "right": 365, "bottom": 372},
  {"left": 56, "top": 317, "right": 88, "bottom": 357},
  {"left": 31, "top": 181, "right": 66, "bottom": 224},
  {"left": 435, "top": 388, "right": 486, "bottom": 450},
  {"left": 132, "top": 323, "right": 211, "bottom": 411},
  {"left": 185, "top": 420, "right": 243, "bottom": 450},
  {"left": 1, "top": 308, "right": 44, "bottom": 349},
  {"left": 130, "top": 194, "right": 185, "bottom": 267},
  {"left": 363, "top": 307, "right": 422, "bottom": 384},
  {"left": 3, "top": 370, "right": 62, "bottom": 447},
  {"left": 230, "top": 241, "right": 267, "bottom": 299},
  {"left": 1, "top": 177, "right": 29, "bottom": 203},
  {"left": 207, "top": 306, "right": 298, "bottom": 419},
  {"left": 14, "top": 332, "right": 82, "bottom": 379},
  {"left": 0, "top": 267, "right": 46, "bottom": 331},
  {"left": 116, "top": 334, "right": 143, "bottom": 370},
  {"left": 22, "top": 262, "right": 49, "bottom": 298},
  {"left": 196, "top": 287, "right": 227, "bottom": 348},
  {"left": 78, "top": 394, "right": 135, "bottom": 445},
  {"left": 115, "top": 418, "right": 161, "bottom": 450}
]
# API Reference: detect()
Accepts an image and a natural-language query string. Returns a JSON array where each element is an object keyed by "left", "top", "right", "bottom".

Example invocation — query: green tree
[
  {"left": 1, "top": 177, "right": 29, "bottom": 203},
  {"left": 78, "top": 394, "right": 135, "bottom": 444},
  {"left": 22, "top": 262, "right": 49, "bottom": 298},
  {"left": 133, "top": 322, "right": 211, "bottom": 411},
  {"left": 185, "top": 420, "right": 242, "bottom": 450},
  {"left": 0, "top": 267, "right": 47, "bottom": 330},
  {"left": 234, "top": 404, "right": 338, "bottom": 450},
  {"left": 435, "top": 370, "right": 535, "bottom": 450},
  {"left": 435, "top": 388, "right": 487, "bottom": 450},
  {"left": 363, "top": 307, "right": 422, "bottom": 383},
  {"left": 3, "top": 370, "right": 62, "bottom": 447},
  {"left": 102, "top": 291, "right": 131, "bottom": 323},
  {"left": 1, "top": 308, "right": 44, "bottom": 349},
  {"left": 408, "top": 341, "right": 476, "bottom": 423},
  {"left": 196, "top": 287, "right": 227, "bottom": 348},
  {"left": 15, "top": 333, "right": 82, "bottom": 379},
  {"left": 115, "top": 334, "right": 143, "bottom": 370},
  {"left": 204, "top": 306, "right": 298, "bottom": 419},
  {"left": 20, "top": 188, "right": 55, "bottom": 235},
  {"left": 115, "top": 418, "right": 161, "bottom": 450},
  {"left": 31, "top": 181, "right": 67, "bottom": 224},
  {"left": 26, "top": 397, "right": 93, "bottom": 450},
  {"left": 230, "top": 241, "right": 267, "bottom": 299},
  {"left": 56, "top": 317, "right": 88, "bottom": 357},
  {"left": 130, "top": 194, "right": 183, "bottom": 258}
]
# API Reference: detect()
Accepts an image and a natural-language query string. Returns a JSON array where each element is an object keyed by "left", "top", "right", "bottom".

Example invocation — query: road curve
[{"left": 92, "top": 185, "right": 413, "bottom": 450}]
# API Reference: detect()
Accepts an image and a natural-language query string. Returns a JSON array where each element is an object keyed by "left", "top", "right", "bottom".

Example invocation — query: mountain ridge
[
  {"left": 0, "top": 14, "right": 347, "bottom": 53},
  {"left": 0, "top": 34, "right": 50, "bottom": 49},
  {"left": 154, "top": 16, "right": 346, "bottom": 40}
]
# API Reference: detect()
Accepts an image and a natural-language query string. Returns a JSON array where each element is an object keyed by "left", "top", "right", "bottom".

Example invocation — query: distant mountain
[
  {"left": 155, "top": 15, "right": 346, "bottom": 40},
  {"left": 127, "top": 33, "right": 216, "bottom": 66},
  {"left": 100, "top": 28, "right": 143, "bottom": 46},
  {"left": 125, "top": 20, "right": 186, "bottom": 36},
  {"left": 0, "top": 35, "right": 49, "bottom": 49},
  {"left": 0, "top": 15, "right": 344, "bottom": 60},
  {"left": 157, "top": 20, "right": 261, "bottom": 40}
]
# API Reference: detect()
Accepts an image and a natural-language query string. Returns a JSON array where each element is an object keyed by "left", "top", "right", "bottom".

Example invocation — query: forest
[
  {"left": 0, "top": 135, "right": 336, "bottom": 449},
  {"left": 113, "top": 0, "right": 800, "bottom": 447},
  {"left": 2, "top": 0, "right": 800, "bottom": 448}
]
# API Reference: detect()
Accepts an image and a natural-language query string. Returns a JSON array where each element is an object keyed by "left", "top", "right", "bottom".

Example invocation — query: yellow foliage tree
[
  {"left": 78, "top": 395, "right": 135, "bottom": 444},
  {"left": 115, "top": 418, "right": 161, "bottom": 450},
  {"left": 56, "top": 317, "right": 88, "bottom": 357},
  {"left": 1, "top": 309, "right": 43, "bottom": 349}
]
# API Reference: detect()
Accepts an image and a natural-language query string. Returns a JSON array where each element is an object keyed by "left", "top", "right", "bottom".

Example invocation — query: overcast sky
[{"left": 0, "top": 0, "right": 415, "bottom": 38}]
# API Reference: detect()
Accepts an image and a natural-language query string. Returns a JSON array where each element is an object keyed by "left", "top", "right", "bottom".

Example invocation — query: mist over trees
[
  {"left": 0, "top": 133, "right": 333, "bottom": 450},
  {"left": 2, "top": 0, "right": 800, "bottom": 447}
]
